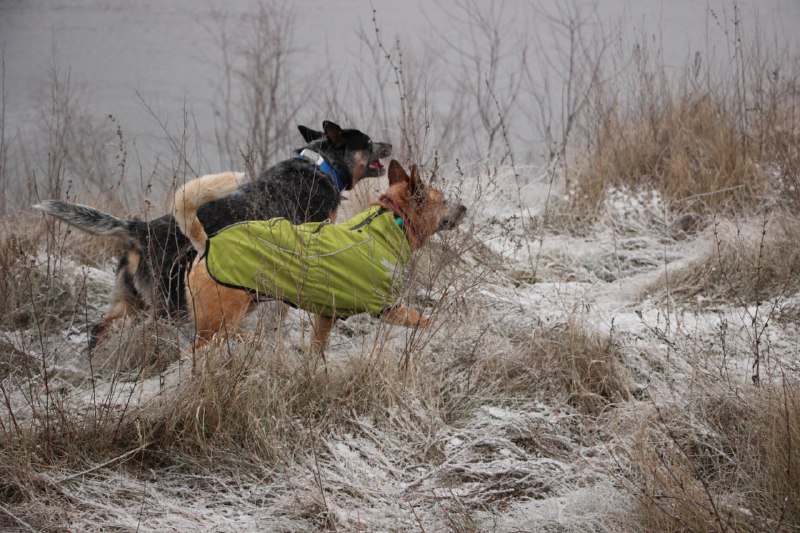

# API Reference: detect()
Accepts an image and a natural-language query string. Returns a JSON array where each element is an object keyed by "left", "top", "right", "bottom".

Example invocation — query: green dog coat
[{"left": 204, "top": 206, "right": 411, "bottom": 318}]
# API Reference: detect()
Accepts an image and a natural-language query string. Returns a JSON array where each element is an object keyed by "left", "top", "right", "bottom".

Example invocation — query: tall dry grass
[
  {"left": 563, "top": 14, "right": 800, "bottom": 221},
  {"left": 142, "top": 343, "right": 436, "bottom": 462},
  {"left": 626, "top": 382, "right": 800, "bottom": 531},
  {"left": 123, "top": 312, "right": 631, "bottom": 461},
  {"left": 467, "top": 320, "right": 632, "bottom": 416}
]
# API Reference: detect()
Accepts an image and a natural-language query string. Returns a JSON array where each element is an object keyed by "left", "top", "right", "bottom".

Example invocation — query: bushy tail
[
  {"left": 173, "top": 172, "right": 248, "bottom": 252},
  {"left": 33, "top": 200, "right": 137, "bottom": 241}
]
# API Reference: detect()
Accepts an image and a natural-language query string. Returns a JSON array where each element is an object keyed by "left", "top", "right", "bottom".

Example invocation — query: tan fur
[
  {"left": 179, "top": 161, "right": 465, "bottom": 352},
  {"left": 173, "top": 172, "right": 248, "bottom": 251},
  {"left": 350, "top": 152, "right": 370, "bottom": 186},
  {"left": 126, "top": 248, "right": 140, "bottom": 272},
  {"left": 93, "top": 299, "right": 140, "bottom": 344},
  {"left": 90, "top": 248, "right": 145, "bottom": 346},
  {"left": 380, "top": 305, "right": 430, "bottom": 328},
  {"left": 186, "top": 264, "right": 254, "bottom": 343}
]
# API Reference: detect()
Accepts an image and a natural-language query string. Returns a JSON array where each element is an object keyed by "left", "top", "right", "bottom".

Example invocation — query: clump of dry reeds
[
  {"left": 626, "top": 381, "right": 800, "bottom": 531},
  {"left": 574, "top": 92, "right": 769, "bottom": 216},
  {"left": 469, "top": 320, "right": 632, "bottom": 415},
  {"left": 140, "top": 342, "right": 438, "bottom": 462},
  {"left": 564, "top": 24, "right": 800, "bottom": 222}
]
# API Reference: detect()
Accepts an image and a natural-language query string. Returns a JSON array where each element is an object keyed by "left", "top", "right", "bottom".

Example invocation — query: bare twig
[{"left": 53, "top": 442, "right": 151, "bottom": 485}]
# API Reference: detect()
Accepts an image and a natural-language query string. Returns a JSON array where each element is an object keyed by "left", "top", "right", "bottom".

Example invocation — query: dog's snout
[
  {"left": 450, "top": 203, "right": 467, "bottom": 220},
  {"left": 438, "top": 202, "right": 467, "bottom": 231},
  {"left": 375, "top": 142, "right": 392, "bottom": 157}
]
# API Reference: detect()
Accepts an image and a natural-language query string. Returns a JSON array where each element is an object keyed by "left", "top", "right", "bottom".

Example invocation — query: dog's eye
[{"left": 367, "top": 141, "right": 373, "bottom": 151}]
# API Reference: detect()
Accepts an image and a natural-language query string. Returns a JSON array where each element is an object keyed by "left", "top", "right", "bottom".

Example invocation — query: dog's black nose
[{"left": 438, "top": 203, "right": 467, "bottom": 231}]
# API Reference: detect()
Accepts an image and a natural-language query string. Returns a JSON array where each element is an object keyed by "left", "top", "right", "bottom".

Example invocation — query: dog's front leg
[
  {"left": 379, "top": 305, "right": 431, "bottom": 328},
  {"left": 311, "top": 314, "right": 337, "bottom": 362}
]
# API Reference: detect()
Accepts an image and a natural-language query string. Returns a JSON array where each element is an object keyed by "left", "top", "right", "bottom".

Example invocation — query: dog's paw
[{"left": 380, "top": 305, "right": 432, "bottom": 329}]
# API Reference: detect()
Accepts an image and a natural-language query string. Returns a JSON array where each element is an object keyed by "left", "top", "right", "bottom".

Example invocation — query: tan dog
[{"left": 173, "top": 160, "right": 466, "bottom": 352}]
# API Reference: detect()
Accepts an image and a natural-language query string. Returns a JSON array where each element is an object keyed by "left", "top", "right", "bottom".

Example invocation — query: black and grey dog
[{"left": 35, "top": 121, "right": 392, "bottom": 347}]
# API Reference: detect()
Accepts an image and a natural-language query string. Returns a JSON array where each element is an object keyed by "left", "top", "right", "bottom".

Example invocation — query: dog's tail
[
  {"left": 173, "top": 171, "right": 249, "bottom": 252},
  {"left": 33, "top": 200, "right": 140, "bottom": 242}
]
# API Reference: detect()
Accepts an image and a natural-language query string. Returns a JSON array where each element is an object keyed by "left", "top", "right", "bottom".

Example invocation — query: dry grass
[
  {"left": 0, "top": 227, "right": 150, "bottom": 507},
  {"left": 651, "top": 213, "right": 800, "bottom": 304},
  {"left": 135, "top": 315, "right": 632, "bottom": 461},
  {"left": 140, "top": 341, "right": 441, "bottom": 464},
  {"left": 468, "top": 320, "right": 632, "bottom": 416},
  {"left": 563, "top": 29, "right": 800, "bottom": 223},
  {"left": 89, "top": 318, "right": 184, "bottom": 379},
  {"left": 0, "top": 218, "right": 125, "bottom": 334},
  {"left": 4, "top": 2, "right": 800, "bottom": 530},
  {"left": 0, "top": 221, "right": 73, "bottom": 332},
  {"left": 575, "top": 94, "right": 769, "bottom": 216},
  {"left": 627, "top": 382, "right": 800, "bottom": 531}
]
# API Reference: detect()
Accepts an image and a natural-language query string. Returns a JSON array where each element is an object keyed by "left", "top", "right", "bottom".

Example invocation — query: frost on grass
[{"left": 3, "top": 166, "right": 800, "bottom": 531}]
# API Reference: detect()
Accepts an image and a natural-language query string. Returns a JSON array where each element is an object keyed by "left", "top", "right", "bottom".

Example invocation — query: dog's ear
[
  {"left": 409, "top": 164, "right": 424, "bottom": 196},
  {"left": 298, "top": 125, "right": 323, "bottom": 143},
  {"left": 323, "top": 120, "right": 344, "bottom": 144},
  {"left": 388, "top": 161, "right": 425, "bottom": 197},
  {"left": 387, "top": 160, "right": 410, "bottom": 186}
]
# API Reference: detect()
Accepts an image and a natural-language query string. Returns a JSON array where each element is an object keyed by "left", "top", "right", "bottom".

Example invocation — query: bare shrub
[
  {"left": 434, "top": 0, "right": 526, "bottom": 158},
  {"left": 210, "top": 0, "right": 308, "bottom": 171},
  {"left": 337, "top": 9, "right": 459, "bottom": 166},
  {"left": 523, "top": 1, "right": 610, "bottom": 170},
  {"left": 332, "top": 1, "right": 528, "bottom": 166},
  {"left": 0, "top": 50, "right": 8, "bottom": 217},
  {"left": 14, "top": 52, "right": 129, "bottom": 211}
]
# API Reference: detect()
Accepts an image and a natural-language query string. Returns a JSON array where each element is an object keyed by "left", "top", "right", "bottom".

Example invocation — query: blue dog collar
[{"left": 296, "top": 148, "right": 347, "bottom": 192}]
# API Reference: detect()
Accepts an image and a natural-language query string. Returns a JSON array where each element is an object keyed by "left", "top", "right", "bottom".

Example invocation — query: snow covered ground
[{"left": 2, "top": 165, "right": 798, "bottom": 531}]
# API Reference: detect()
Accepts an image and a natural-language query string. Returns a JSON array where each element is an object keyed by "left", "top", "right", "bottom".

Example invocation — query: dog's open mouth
[{"left": 368, "top": 159, "right": 384, "bottom": 172}]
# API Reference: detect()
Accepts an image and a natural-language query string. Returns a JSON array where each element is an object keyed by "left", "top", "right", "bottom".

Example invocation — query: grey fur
[{"left": 33, "top": 200, "right": 136, "bottom": 241}]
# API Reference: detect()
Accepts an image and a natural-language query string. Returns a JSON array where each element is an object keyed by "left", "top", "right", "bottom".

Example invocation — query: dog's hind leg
[
  {"left": 89, "top": 248, "right": 145, "bottom": 350},
  {"left": 186, "top": 259, "right": 253, "bottom": 347},
  {"left": 89, "top": 298, "right": 141, "bottom": 350},
  {"left": 305, "top": 209, "right": 342, "bottom": 363}
]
